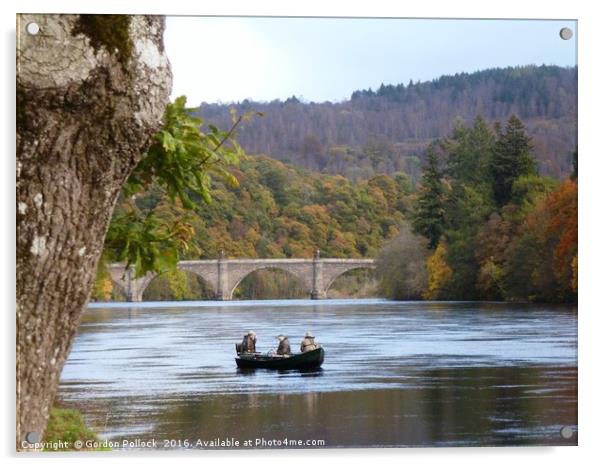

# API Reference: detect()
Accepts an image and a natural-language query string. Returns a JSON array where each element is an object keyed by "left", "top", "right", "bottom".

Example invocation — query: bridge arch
[
  {"left": 142, "top": 269, "right": 217, "bottom": 301},
  {"left": 322, "top": 263, "right": 378, "bottom": 296},
  {"left": 228, "top": 265, "right": 312, "bottom": 300},
  {"left": 325, "top": 266, "right": 378, "bottom": 298}
]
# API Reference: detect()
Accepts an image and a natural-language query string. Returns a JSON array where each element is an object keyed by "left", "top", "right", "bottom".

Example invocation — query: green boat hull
[{"left": 235, "top": 347, "right": 324, "bottom": 370}]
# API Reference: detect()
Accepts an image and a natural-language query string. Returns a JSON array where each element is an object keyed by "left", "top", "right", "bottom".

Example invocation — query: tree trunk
[{"left": 16, "top": 14, "right": 172, "bottom": 449}]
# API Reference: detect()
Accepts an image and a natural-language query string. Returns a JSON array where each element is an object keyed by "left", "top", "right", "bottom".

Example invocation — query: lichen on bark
[{"left": 71, "top": 15, "right": 133, "bottom": 67}]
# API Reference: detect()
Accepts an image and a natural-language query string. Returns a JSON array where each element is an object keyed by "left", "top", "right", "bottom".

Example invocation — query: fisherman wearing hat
[
  {"left": 300, "top": 331, "right": 318, "bottom": 352},
  {"left": 241, "top": 330, "right": 257, "bottom": 353},
  {"left": 276, "top": 335, "right": 292, "bottom": 356}
]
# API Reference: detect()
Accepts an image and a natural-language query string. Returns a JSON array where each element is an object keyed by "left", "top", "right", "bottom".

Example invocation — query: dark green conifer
[
  {"left": 491, "top": 115, "right": 537, "bottom": 206},
  {"left": 413, "top": 145, "right": 445, "bottom": 248}
]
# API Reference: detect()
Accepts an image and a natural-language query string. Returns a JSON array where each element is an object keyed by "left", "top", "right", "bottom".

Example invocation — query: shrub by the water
[{"left": 43, "top": 407, "right": 104, "bottom": 451}]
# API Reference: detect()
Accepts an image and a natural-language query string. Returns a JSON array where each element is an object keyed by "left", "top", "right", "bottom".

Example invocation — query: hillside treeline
[
  {"left": 93, "top": 111, "right": 576, "bottom": 303},
  {"left": 380, "top": 115, "right": 577, "bottom": 303},
  {"left": 196, "top": 65, "right": 576, "bottom": 181}
]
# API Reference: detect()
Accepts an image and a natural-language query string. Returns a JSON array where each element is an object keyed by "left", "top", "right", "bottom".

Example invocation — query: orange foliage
[
  {"left": 545, "top": 179, "right": 577, "bottom": 285},
  {"left": 571, "top": 255, "right": 577, "bottom": 293}
]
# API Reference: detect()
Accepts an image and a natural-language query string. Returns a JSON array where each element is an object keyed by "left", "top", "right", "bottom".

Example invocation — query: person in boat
[
  {"left": 276, "top": 335, "right": 291, "bottom": 356},
  {"left": 241, "top": 331, "right": 257, "bottom": 353},
  {"left": 300, "top": 331, "right": 319, "bottom": 352}
]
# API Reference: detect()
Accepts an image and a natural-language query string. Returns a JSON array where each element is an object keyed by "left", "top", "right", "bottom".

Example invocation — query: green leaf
[{"left": 104, "top": 95, "right": 252, "bottom": 278}]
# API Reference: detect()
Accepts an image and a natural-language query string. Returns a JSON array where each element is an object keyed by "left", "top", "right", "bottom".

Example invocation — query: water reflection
[
  {"left": 238, "top": 367, "right": 324, "bottom": 377},
  {"left": 59, "top": 299, "right": 577, "bottom": 448}
]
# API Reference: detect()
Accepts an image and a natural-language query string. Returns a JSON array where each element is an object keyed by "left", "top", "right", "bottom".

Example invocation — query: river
[{"left": 58, "top": 299, "right": 577, "bottom": 449}]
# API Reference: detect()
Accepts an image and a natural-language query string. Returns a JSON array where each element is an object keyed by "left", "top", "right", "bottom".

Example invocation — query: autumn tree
[
  {"left": 423, "top": 242, "right": 453, "bottom": 300},
  {"left": 16, "top": 14, "right": 172, "bottom": 447},
  {"left": 502, "top": 179, "right": 577, "bottom": 302},
  {"left": 474, "top": 209, "right": 518, "bottom": 299},
  {"left": 545, "top": 179, "right": 578, "bottom": 299},
  {"left": 376, "top": 223, "right": 429, "bottom": 299}
]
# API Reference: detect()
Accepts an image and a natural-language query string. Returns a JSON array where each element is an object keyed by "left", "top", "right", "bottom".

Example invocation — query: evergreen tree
[
  {"left": 491, "top": 115, "right": 537, "bottom": 206},
  {"left": 571, "top": 148, "right": 578, "bottom": 179},
  {"left": 447, "top": 116, "right": 495, "bottom": 187},
  {"left": 413, "top": 145, "right": 445, "bottom": 248}
]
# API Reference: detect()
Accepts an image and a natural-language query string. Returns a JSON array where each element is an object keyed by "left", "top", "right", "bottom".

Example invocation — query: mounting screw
[
  {"left": 26, "top": 22, "right": 40, "bottom": 35},
  {"left": 559, "top": 27, "right": 573, "bottom": 40},
  {"left": 560, "top": 425, "right": 574, "bottom": 439}
]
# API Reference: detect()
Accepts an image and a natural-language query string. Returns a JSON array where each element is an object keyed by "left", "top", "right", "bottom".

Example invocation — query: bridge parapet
[{"left": 106, "top": 257, "right": 376, "bottom": 302}]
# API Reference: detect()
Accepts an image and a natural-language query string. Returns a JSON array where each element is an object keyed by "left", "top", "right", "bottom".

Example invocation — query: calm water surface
[{"left": 58, "top": 299, "right": 577, "bottom": 448}]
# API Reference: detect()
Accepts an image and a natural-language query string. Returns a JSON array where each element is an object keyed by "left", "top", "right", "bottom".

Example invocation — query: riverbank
[{"left": 42, "top": 403, "right": 105, "bottom": 451}]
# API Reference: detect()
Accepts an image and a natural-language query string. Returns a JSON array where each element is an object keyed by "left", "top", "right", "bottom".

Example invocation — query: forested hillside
[
  {"left": 94, "top": 155, "right": 412, "bottom": 300},
  {"left": 94, "top": 114, "right": 576, "bottom": 303},
  {"left": 195, "top": 65, "right": 576, "bottom": 180},
  {"left": 103, "top": 156, "right": 412, "bottom": 261}
]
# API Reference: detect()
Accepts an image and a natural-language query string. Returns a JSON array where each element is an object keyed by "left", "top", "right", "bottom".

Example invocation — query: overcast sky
[{"left": 164, "top": 16, "right": 577, "bottom": 105}]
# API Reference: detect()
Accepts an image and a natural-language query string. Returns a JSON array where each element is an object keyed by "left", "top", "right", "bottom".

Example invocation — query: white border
[{"left": 3, "top": 1, "right": 600, "bottom": 465}]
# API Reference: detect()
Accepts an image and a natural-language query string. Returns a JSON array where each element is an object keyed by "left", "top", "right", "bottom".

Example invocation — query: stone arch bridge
[{"left": 108, "top": 257, "right": 376, "bottom": 302}]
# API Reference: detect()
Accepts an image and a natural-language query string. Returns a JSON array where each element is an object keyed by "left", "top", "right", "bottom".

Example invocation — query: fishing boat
[{"left": 235, "top": 346, "right": 325, "bottom": 370}]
